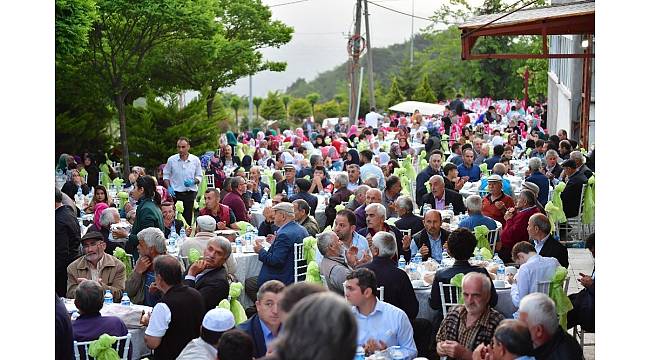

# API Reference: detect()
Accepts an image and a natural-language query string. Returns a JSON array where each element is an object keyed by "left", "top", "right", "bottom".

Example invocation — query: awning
[{"left": 389, "top": 101, "right": 445, "bottom": 116}]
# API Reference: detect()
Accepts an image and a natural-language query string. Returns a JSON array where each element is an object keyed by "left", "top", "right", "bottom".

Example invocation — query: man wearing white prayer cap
[{"left": 176, "top": 308, "right": 236, "bottom": 359}]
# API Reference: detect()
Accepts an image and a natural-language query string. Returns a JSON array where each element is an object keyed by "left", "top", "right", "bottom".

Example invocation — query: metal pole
[
  {"left": 363, "top": 0, "right": 375, "bottom": 109},
  {"left": 410, "top": 0, "right": 414, "bottom": 65},
  {"left": 349, "top": 0, "right": 363, "bottom": 125},
  {"left": 248, "top": 75, "right": 253, "bottom": 126},
  {"left": 356, "top": 67, "right": 365, "bottom": 122}
]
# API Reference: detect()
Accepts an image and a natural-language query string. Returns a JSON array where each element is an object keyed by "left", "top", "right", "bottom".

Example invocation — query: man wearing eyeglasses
[
  {"left": 472, "top": 319, "right": 535, "bottom": 360},
  {"left": 237, "top": 280, "right": 285, "bottom": 358},
  {"left": 66, "top": 231, "right": 126, "bottom": 301}
]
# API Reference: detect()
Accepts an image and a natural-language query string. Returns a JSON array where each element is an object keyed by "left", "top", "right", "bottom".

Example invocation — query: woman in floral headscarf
[{"left": 398, "top": 136, "right": 415, "bottom": 158}]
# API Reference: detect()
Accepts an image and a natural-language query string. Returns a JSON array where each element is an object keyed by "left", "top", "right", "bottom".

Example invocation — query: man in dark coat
[
  {"left": 56, "top": 187, "right": 81, "bottom": 297},
  {"left": 560, "top": 160, "right": 588, "bottom": 219},
  {"left": 183, "top": 237, "right": 231, "bottom": 316},
  {"left": 421, "top": 175, "right": 466, "bottom": 215}
]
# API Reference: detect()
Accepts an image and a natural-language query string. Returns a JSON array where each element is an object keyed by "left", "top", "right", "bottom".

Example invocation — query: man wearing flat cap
[
  {"left": 176, "top": 308, "right": 235, "bottom": 360},
  {"left": 66, "top": 231, "right": 126, "bottom": 301},
  {"left": 560, "top": 159, "right": 588, "bottom": 219},
  {"left": 244, "top": 202, "right": 309, "bottom": 302},
  {"left": 482, "top": 174, "right": 515, "bottom": 226}
]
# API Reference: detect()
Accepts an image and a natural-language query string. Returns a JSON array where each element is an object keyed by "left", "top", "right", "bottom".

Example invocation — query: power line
[
  {"left": 268, "top": 0, "right": 310, "bottom": 8},
  {"left": 366, "top": 0, "right": 433, "bottom": 21}
]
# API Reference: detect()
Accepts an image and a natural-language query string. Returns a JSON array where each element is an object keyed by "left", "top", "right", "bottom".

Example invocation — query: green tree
[
  {"left": 282, "top": 95, "right": 291, "bottom": 120},
  {"left": 55, "top": 0, "right": 97, "bottom": 61},
  {"left": 253, "top": 97, "right": 263, "bottom": 121},
  {"left": 288, "top": 98, "right": 312, "bottom": 120},
  {"left": 260, "top": 91, "right": 285, "bottom": 120},
  {"left": 230, "top": 96, "right": 242, "bottom": 125},
  {"left": 306, "top": 92, "right": 320, "bottom": 115},
  {"left": 314, "top": 100, "right": 341, "bottom": 121},
  {"left": 385, "top": 77, "right": 405, "bottom": 107},
  {"left": 396, "top": 60, "right": 421, "bottom": 100},
  {"left": 413, "top": 74, "right": 437, "bottom": 103}
]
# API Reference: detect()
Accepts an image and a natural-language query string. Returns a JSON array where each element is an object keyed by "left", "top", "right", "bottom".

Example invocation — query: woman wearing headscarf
[
  {"left": 314, "top": 135, "right": 325, "bottom": 148},
  {"left": 344, "top": 149, "right": 360, "bottom": 168},
  {"left": 398, "top": 136, "right": 415, "bottom": 158},
  {"left": 85, "top": 203, "right": 121, "bottom": 254},
  {"left": 81, "top": 153, "right": 100, "bottom": 189},
  {"left": 57, "top": 153, "right": 70, "bottom": 173}
]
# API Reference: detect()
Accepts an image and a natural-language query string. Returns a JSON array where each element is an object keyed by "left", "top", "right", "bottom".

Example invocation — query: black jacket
[
  {"left": 429, "top": 260, "right": 498, "bottom": 310},
  {"left": 394, "top": 214, "right": 424, "bottom": 237},
  {"left": 163, "top": 219, "right": 184, "bottom": 239},
  {"left": 289, "top": 191, "right": 318, "bottom": 216},
  {"left": 532, "top": 328, "right": 584, "bottom": 360},
  {"left": 409, "top": 228, "right": 450, "bottom": 263},
  {"left": 182, "top": 266, "right": 229, "bottom": 317},
  {"left": 55, "top": 205, "right": 81, "bottom": 297},
  {"left": 537, "top": 237, "right": 569, "bottom": 268},
  {"left": 421, "top": 189, "right": 466, "bottom": 215},
  {"left": 361, "top": 257, "right": 419, "bottom": 320},
  {"left": 561, "top": 171, "right": 588, "bottom": 218}
]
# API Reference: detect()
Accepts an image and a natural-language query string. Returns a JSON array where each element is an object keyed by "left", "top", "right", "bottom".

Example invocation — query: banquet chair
[
  {"left": 557, "top": 184, "right": 587, "bottom": 246},
  {"left": 178, "top": 255, "right": 189, "bottom": 270},
  {"left": 293, "top": 242, "right": 308, "bottom": 283},
  {"left": 320, "top": 275, "right": 329, "bottom": 290},
  {"left": 439, "top": 283, "right": 461, "bottom": 318},
  {"left": 536, "top": 280, "right": 551, "bottom": 295},
  {"left": 205, "top": 174, "right": 215, "bottom": 188},
  {"left": 378, "top": 286, "right": 385, "bottom": 301},
  {"left": 74, "top": 333, "right": 131, "bottom": 360},
  {"left": 125, "top": 254, "right": 134, "bottom": 269},
  {"left": 487, "top": 228, "right": 500, "bottom": 254},
  {"left": 82, "top": 174, "right": 88, "bottom": 183},
  {"left": 97, "top": 172, "right": 105, "bottom": 186},
  {"left": 573, "top": 325, "right": 595, "bottom": 349}
]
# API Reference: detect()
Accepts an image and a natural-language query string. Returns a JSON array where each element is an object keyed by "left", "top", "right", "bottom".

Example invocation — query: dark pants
[
  {"left": 174, "top": 191, "right": 196, "bottom": 225},
  {"left": 245, "top": 277, "right": 259, "bottom": 317},
  {"left": 412, "top": 318, "right": 433, "bottom": 358}
]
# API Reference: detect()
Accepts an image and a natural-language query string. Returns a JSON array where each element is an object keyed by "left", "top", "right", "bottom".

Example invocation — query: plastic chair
[
  {"left": 178, "top": 255, "right": 189, "bottom": 269},
  {"left": 293, "top": 242, "right": 308, "bottom": 283},
  {"left": 74, "top": 333, "right": 131, "bottom": 360},
  {"left": 439, "top": 283, "right": 462, "bottom": 318},
  {"left": 487, "top": 228, "right": 500, "bottom": 254},
  {"left": 205, "top": 174, "right": 215, "bottom": 188},
  {"left": 378, "top": 286, "right": 385, "bottom": 301},
  {"left": 536, "top": 280, "right": 551, "bottom": 295}
]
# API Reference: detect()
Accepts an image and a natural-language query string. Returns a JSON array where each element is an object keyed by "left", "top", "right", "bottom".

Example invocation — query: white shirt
[
  {"left": 360, "top": 163, "right": 385, "bottom": 190},
  {"left": 145, "top": 303, "right": 172, "bottom": 337},
  {"left": 511, "top": 254, "right": 560, "bottom": 309},
  {"left": 163, "top": 153, "right": 203, "bottom": 192},
  {"left": 365, "top": 111, "right": 383, "bottom": 128},
  {"left": 176, "top": 337, "right": 218, "bottom": 360}
]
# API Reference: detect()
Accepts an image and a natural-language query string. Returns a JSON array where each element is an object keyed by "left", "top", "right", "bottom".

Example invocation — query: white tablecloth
[{"left": 232, "top": 252, "right": 263, "bottom": 308}]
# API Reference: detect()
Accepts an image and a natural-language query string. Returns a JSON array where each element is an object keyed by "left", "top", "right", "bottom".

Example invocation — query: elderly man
[
  {"left": 347, "top": 163, "right": 363, "bottom": 191},
  {"left": 559, "top": 159, "right": 588, "bottom": 219},
  {"left": 394, "top": 196, "right": 424, "bottom": 236},
  {"left": 67, "top": 231, "right": 126, "bottom": 300},
  {"left": 125, "top": 227, "right": 168, "bottom": 306},
  {"left": 183, "top": 236, "right": 232, "bottom": 315},
  {"left": 518, "top": 293, "right": 583, "bottom": 359},
  {"left": 528, "top": 213, "right": 569, "bottom": 268},
  {"left": 422, "top": 175, "right": 466, "bottom": 215},
  {"left": 277, "top": 164, "right": 298, "bottom": 198},
  {"left": 180, "top": 215, "right": 237, "bottom": 280},
  {"left": 177, "top": 308, "right": 235, "bottom": 360},
  {"left": 416, "top": 150, "right": 445, "bottom": 206},
  {"left": 199, "top": 188, "right": 237, "bottom": 230},
  {"left": 458, "top": 195, "right": 497, "bottom": 231},
  {"left": 257, "top": 193, "right": 289, "bottom": 237},
  {"left": 458, "top": 148, "right": 481, "bottom": 182},
  {"left": 143, "top": 255, "right": 205, "bottom": 360},
  {"left": 237, "top": 280, "right": 286, "bottom": 358},
  {"left": 222, "top": 176, "right": 250, "bottom": 222},
  {"left": 86, "top": 207, "right": 122, "bottom": 255},
  {"left": 544, "top": 150, "right": 562, "bottom": 182},
  {"left": 406, "top": 209, "right": 449, "bottom": 264},
  {"left": 335, "top": 209, "right": 372, "bottom": 266},
  {"left": 248, "top": 166, "right": 270, "bottom": 203},
  {"left": 508, "top": 241, "right": 560, "bottom": 311},
  {"left": 482, "top": 174, "right": 515, "bottom": 226},
  {"left": 357, "top": 203, "right": 406, "bottom": 260},
  {"left": 56, "top": 187, "right": 81, "bottom": 297},
  {"left": 525, "top": 158, "right": 550, "bottom": 206},
  {"left": 345, "top": 268, "right": 417, "bottom": 358},
  {"left": 289, "top": 178, "right": 318, "bottom": 216},
  {"left": 359, "top": 149, "right": 386, "bottom": 190},
  {"left": 472, "top": 138, "right": 486, "bottom": 165},
  {"left": 245, "top": 202, "right": 309, "bottom": 302},
  {"left": 293, "top": 199, "right": 320, "bottom": 237},
  {"left": 347, "top": 184, "right": 369, "bottom": 211},
  {"left": 325, "top": 172, "right": 353, "bottom": 226},
  {"left": 318, "top": 231, "right": 353, "bottom": 295},
  {"left": 380, "top": 175, "right": 401, "bottom": 219},
  {"left": 472, "top": 319, "right": 536, "bottom": 360},
  {"left": 354, "top": 187, "right": 382, "bottom": 229},
  {"left": 436, "top": 272, "right": 505, "bottom": 360},
  {"left": 498, "top": 190, "right": 540, "bottom": 263},
  {"left": 161, "top": 201, "right": 184, "bottom": 238},
  {"left": 479, "top": 164, "right": 512, "bottom": 196},
  {"left": 569, "top": 150, "right": 593, "bottom": 179},
  {"left": 163, "top": 136, "right": 203, "bottom": 224}
]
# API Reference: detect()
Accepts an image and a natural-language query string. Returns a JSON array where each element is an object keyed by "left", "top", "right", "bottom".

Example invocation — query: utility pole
[
  {"left": 248, "top": 75, "right": 253, "bottom": 127},
  {"left": 363, "top": 0, "right": 375, "bottom": 109},
  {"left": 348, "top": 0, "right": 363, "bottom": 125},
  {"left": 410, "top": 0, "right": 414, "bottom": 65}
]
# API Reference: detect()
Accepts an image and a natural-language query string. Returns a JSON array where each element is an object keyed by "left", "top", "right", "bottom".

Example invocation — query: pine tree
[
  {"left": 385, "top": 76, "right": 405, "bottom": 107},
  {"left": 413, "top": 74, "right": 438, "bottom": 103}
]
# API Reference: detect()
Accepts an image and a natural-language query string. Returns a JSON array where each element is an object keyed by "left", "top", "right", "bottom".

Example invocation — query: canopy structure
[{"left": 389, "top": 101, "right": 446, "bottom": 116}]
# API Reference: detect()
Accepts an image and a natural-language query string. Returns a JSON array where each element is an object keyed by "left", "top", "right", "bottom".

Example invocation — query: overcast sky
[{"left": 224, "top": 0, "right": 480, "bottom": 98}]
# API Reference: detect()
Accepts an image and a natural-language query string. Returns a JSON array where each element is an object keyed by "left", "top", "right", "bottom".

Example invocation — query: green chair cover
[
  {"left": 473, "top": 225, "right": 493, "bottom": 259},
  {"left": 303, "top": 237, "right": 317, "bottom": 263},
  {"left": 188, "top": 248, "right": 201, "bottom": 265},
  {"left": 548, "top": 266, "right": 573, "bottom": 331},
  {"left": 112, "top": 178, "right": 124, "bottom": 189},
  {"left": 403, "top": 154, "right": 416, "bottom": 181},
  {"left": 235, "top": 221, "right": 254, "bottom": 236},
  {"left": 175, "top": 201, "right": 190, "bottom": 228},
  {"left": 357, "top": 140, "right": 370, "bottom": 152},
  {"left": 305, "top": 261, "right": 322, "bottom": 284},
  {"left": 450, "top": 273, "right": 465, "bottom": 304},
  {"left": 581, "top": 175, "right": 595, "bottom": 224},
  {"left": 99, "top": 163, "right": 112, "bottom": 187},
  {"left": 335, "top": 204, "right": 345, "bottom": 212},
  {"left": 79, "top": 168, "right": 88, "bottom": 179},
  {"left": 479, "top": 163, "right": 489, "bottom": 177},
  {"left": 113, "top": 247, "right": 133, "bottom": 278},
  {"left": 88, "top": 334, "right": 120, "bottom": 360},
  {"left": 218, "top": 282, "right": 248, "bottom": 325},
  {"left": 117, "top": 192, "right": 129, "bottom": 210},
  {"left": 441, "top": 134, "right": 450, "bottom": 154},
  {"left": 545, "top": 182, "right": 567, "bottom": 232}
]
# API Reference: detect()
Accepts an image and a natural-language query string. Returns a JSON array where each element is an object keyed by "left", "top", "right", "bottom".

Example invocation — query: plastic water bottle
[
  {"left": 398, "top": 255, "right": 406, "bottom": 270},
  {"left": 103, "top": 289, "right": 113, "bottom": 304},
  {"left": 447, "top": 202, "right": 454, "bottom": 214},
  {"left": 493, "top": 254, "right": 505, "bottom": 280},
  {"left": 75, "top": 187, "right": 84, "bottom": 209},
  {"left": 168, "top": 232, "right": 177, "bottom": 252},
  {"left": 355, "top": 346, "right": 365, "bottom": 360},
  {"left": 475, "top": 248, "right": 483, "bottom": 261},
  {"left": 413, "top": 252, "right": 422, "bottom": 265},
  {"left": 260, "top": 192, "right": 268, "bottom": 205},
  {"left": 235, "top": 237, "right": 243, "bottom": 253},
  {"left": 389, "top": 346, "right": 406, "bottom": 360},
  {"left": 178, "top": 228, "right": 186, "bottom": 248},
  {"left": 120, "top": 293, "right": 131, "bottom": 306}
]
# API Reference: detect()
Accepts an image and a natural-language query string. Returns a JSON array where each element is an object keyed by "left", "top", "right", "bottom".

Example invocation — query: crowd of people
[{"left": 55, "top": 97, "right": 595, "bottom": 360}]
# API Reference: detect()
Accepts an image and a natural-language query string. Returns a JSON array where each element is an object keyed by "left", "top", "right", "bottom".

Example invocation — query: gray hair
[
  {"left": 365, "top": 203, "right": 386, "bottom": 219},
  {"left": 545, "top": 149, "right": 559, "bottom": 160},
  {"left": 363, "top": 175, "right": 379, "bottom": 188},
  {"left": 347, "top": 164, "right": 361, "bottom": 172},
  {"left": 462, "top": 272, "right": 491, "bottom": 295},
  {"left": 519, "top": 293, "right": 559, "bottom": 335},
  {"left": 518, "top": 190, "right": 537, "bottom": 207},
  {"left": 334, "top": 172, "right": 349, "bottom": 187},
  {"left": 74, "top": 280, "right": 104, "bottom": 314},
  {"left": 309, "top": 154, "right": 323, "bottom": 168},
  {"left": 530, "top": 213, "right": 551, "bottom": 235},
  {"left": 465, "top": 195, "right": 483, "bottom": 214},
  {"left": 395, "top": 195, "right": 414, "bottom": 214},
  {"left": 492, "top": 163, "right": 507, "bottom": 176},
  {"left": 99, "top": 207, "right": 120, "bottom": 228},
  {"left": 528, "top": 157, "right": 542, "bottom": 172},
  {"left": 355, "top": 184, "right": 370, "bottom": 197},
  {"left": 316, "top": 231, "right": 338, "bottom": 256},
  {"left": 292, "top": 199, "right": 311, "bottom": 216},
  {"left": 137, "top": 227, "right": 167, "bottom": 254},
  {"left": 231, "top": 176, "right": 245, "bottom": 187},
  {"left": 493, "top": 320, "right": 534, "bottom": 356},
  {"left": 372, "top": 231, "right": 397, "bottom": 257},
  {"left": 209, "top": 236, "right": 232, "bottom": 260},
  {"left": 569, "top": 150, "right": 585, "bottom": 164},
  {"left": 429, "top": 175, "right": 444, "bottom": 185}
]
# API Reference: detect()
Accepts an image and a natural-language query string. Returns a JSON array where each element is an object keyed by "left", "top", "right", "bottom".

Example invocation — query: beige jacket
[{"left": 66, "top": 253, "right": 126, "bottom": 300}]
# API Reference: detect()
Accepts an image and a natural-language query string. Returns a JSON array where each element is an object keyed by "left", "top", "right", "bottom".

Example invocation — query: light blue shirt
[
  {"left": 360, "top": 163, "right": 386, "bottom": 190},
  {"left": 533, "top": 234, "right": 551, "bottom": 254},
  {"left": 258, "top": 317, "right": 277, "bottom": 350},
  {"left": 352, "top": 301, "right": 417, "bottom": 360},
  {"left": 458, "top": 214, "right": 498, "bottom": 231},
  {"left": 427, "top": 232, "right": 443, "bottom": 263},
  {"left": 163, "top": 153, "right": 203, "bottom": 192},
  {"left": 511, "top": 254, "right": 560, "bottom": 309}
]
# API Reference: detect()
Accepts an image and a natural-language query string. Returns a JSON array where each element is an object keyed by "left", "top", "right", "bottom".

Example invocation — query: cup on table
[{"left": 493, "top": 280, "right": 506, "bottom": 288}]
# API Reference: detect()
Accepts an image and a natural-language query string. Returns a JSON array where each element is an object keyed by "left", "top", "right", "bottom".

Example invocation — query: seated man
[
  {"left": 317, "top": 231, "right": 353, "bottom": 295},
  {"left": 125, "top": 227, "right": 168, "bottom": 306},
  {"left": 484, "top": 144, "right": 504, "bottom": 170},
  {"left": 481, "top": 174, "right": 515, "bottom": 226},
  {"left": 518, "top": 293, "right": 583, "bottom": 360},
  {"left": 161, "top": 201, "right": 184, "bottom": 239},
  {"left": 354, "top": 188, "right": 382, "bottom": 229},
  {"left": 509, "top": 241, "right": 560, "bottom": 311},
  {"left": 458, "top": 194, "right": 497, "bottom": 231},
  {"left": 559, "top": 159, "right": 588, "bottom": 219},
  {"left": 293, "top": 199, "right": 320, "bottom": 237},
  {"left": 416, "top": 150, "right": 444, "bottom": 207},
  {"left": 325, "top": 172, "right": 352, "bottom": 226},
  {"left": 334, "top": 209, "right": 372, "bottom": 267},
  {"left": 183, "top": 237, "right": 232, "bottom": 314},
  {"left": 71, "top": 280, "right": 128, "bottom": 347},
  {"left": 237, "top": 280, "right": 285, "bottom": 358},
  {"left": 180, "top": 216, "right": 237, "bottom": 279},
  {"left": 221, "top": 176, "right": 251, "bottom": 222},
  {"left": 257, "top": 194, "right": 288, "bottom": 237},
  {"left": 525, "top": 157, "right": 550, "bottom": 206},
  {"left": 528, "top": 213, "right": 569, "bottom": 268},
  {"left": 357, "top": 203, "right": 406, "bottom": 261},
  {"left": 276, "top": 164, "right": 298, "bottom": 198},
  {"left": 567, "top": 233, "right": 595, "bottom": 332},
  {"left": 472, "top": 319, "right": 535, "bottom": 360},
  {"left": 66, "top": 231, "right": 126, "bottom": 300},
  {"left": 346, "top": 184, "right": 369, "bottom": 211},
  {"left": 346, "top": 164, "right": 363, "bottom": 192},
  {"left": 85, "top": 207, "right": 122, "bottom": 255},
  {"left": 143, "top": 255, "right": 205, "bottom": 360},
  {"left": 359, "top": 149, "right": 386, "bottom": 190},
  {"left": 381, "top": 175, "right": 403, "bottom": 219},
  {"left": 407, "top": 209, "right": 450, "bottom": 263},
  {"left": 289, "top": 178, "right": 318, "bottom": 216},
  {"left": 199, "top": 188, "right": 238, "bottom": 230},
  {"left": 394, "top": 196, "right": 424, "bottom": 237},
  {"left": 478, "top": 163, "right": 513, "bottom": 196},
  {"left": 498, "top": 190, "right": 540, "bottom": 263},
  {"left": 457, "top": 148, "right": 481, "bottom": 182},
  {"left": 345, "top": 268, "right": 417, "bottom": 358},
  {"left": 436, "top": 272, "right": 505, "bottom": 360},
  {"left": 421, "top": 175, "right": 466, "bottom": 215},
  {"left": 443, "top": 163, "right": 466, "bottom": 192},
  {"left": 177, "top": 308, "right": 235, "bottom": 360},
  {"left": 216, "top": 329, "right": 254, "bottom": 360}
]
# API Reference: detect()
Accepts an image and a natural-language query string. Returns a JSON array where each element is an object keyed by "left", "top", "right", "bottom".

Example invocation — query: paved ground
[{"left": 567, "top": 248, "right": 595, "bottom": 360}]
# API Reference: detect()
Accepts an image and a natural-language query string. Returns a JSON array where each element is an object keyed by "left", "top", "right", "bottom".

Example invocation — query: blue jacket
[
  {"left": 457, "top": 162, "right": 481, "bottom": 182},
  {"left": 525, "top": 171, "right": 551, "bottom": 206},
  {"left": 237, "top": 314, "right": 268, "bottom": 359},
  {"left": 257, "top": 221, "right": 309, "bottom": 285},
  {"left": 289, "top": 191, "right": 318, "bottom": 216}
]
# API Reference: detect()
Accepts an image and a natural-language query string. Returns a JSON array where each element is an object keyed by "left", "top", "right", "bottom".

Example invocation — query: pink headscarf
[
  {"left": 93, "top": 202, "right": 110, "bottom": 229},
  {"left": 347, "top": 126, "right": 358, "bottom": 137}
]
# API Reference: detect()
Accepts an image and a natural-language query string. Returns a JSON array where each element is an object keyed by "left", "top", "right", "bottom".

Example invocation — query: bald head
[
  {"left": 492, "top": 162, "right": 507, "bottom": 176},
  {"left": 429, "top": 175, "right": 445, "bottom": 197}
]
